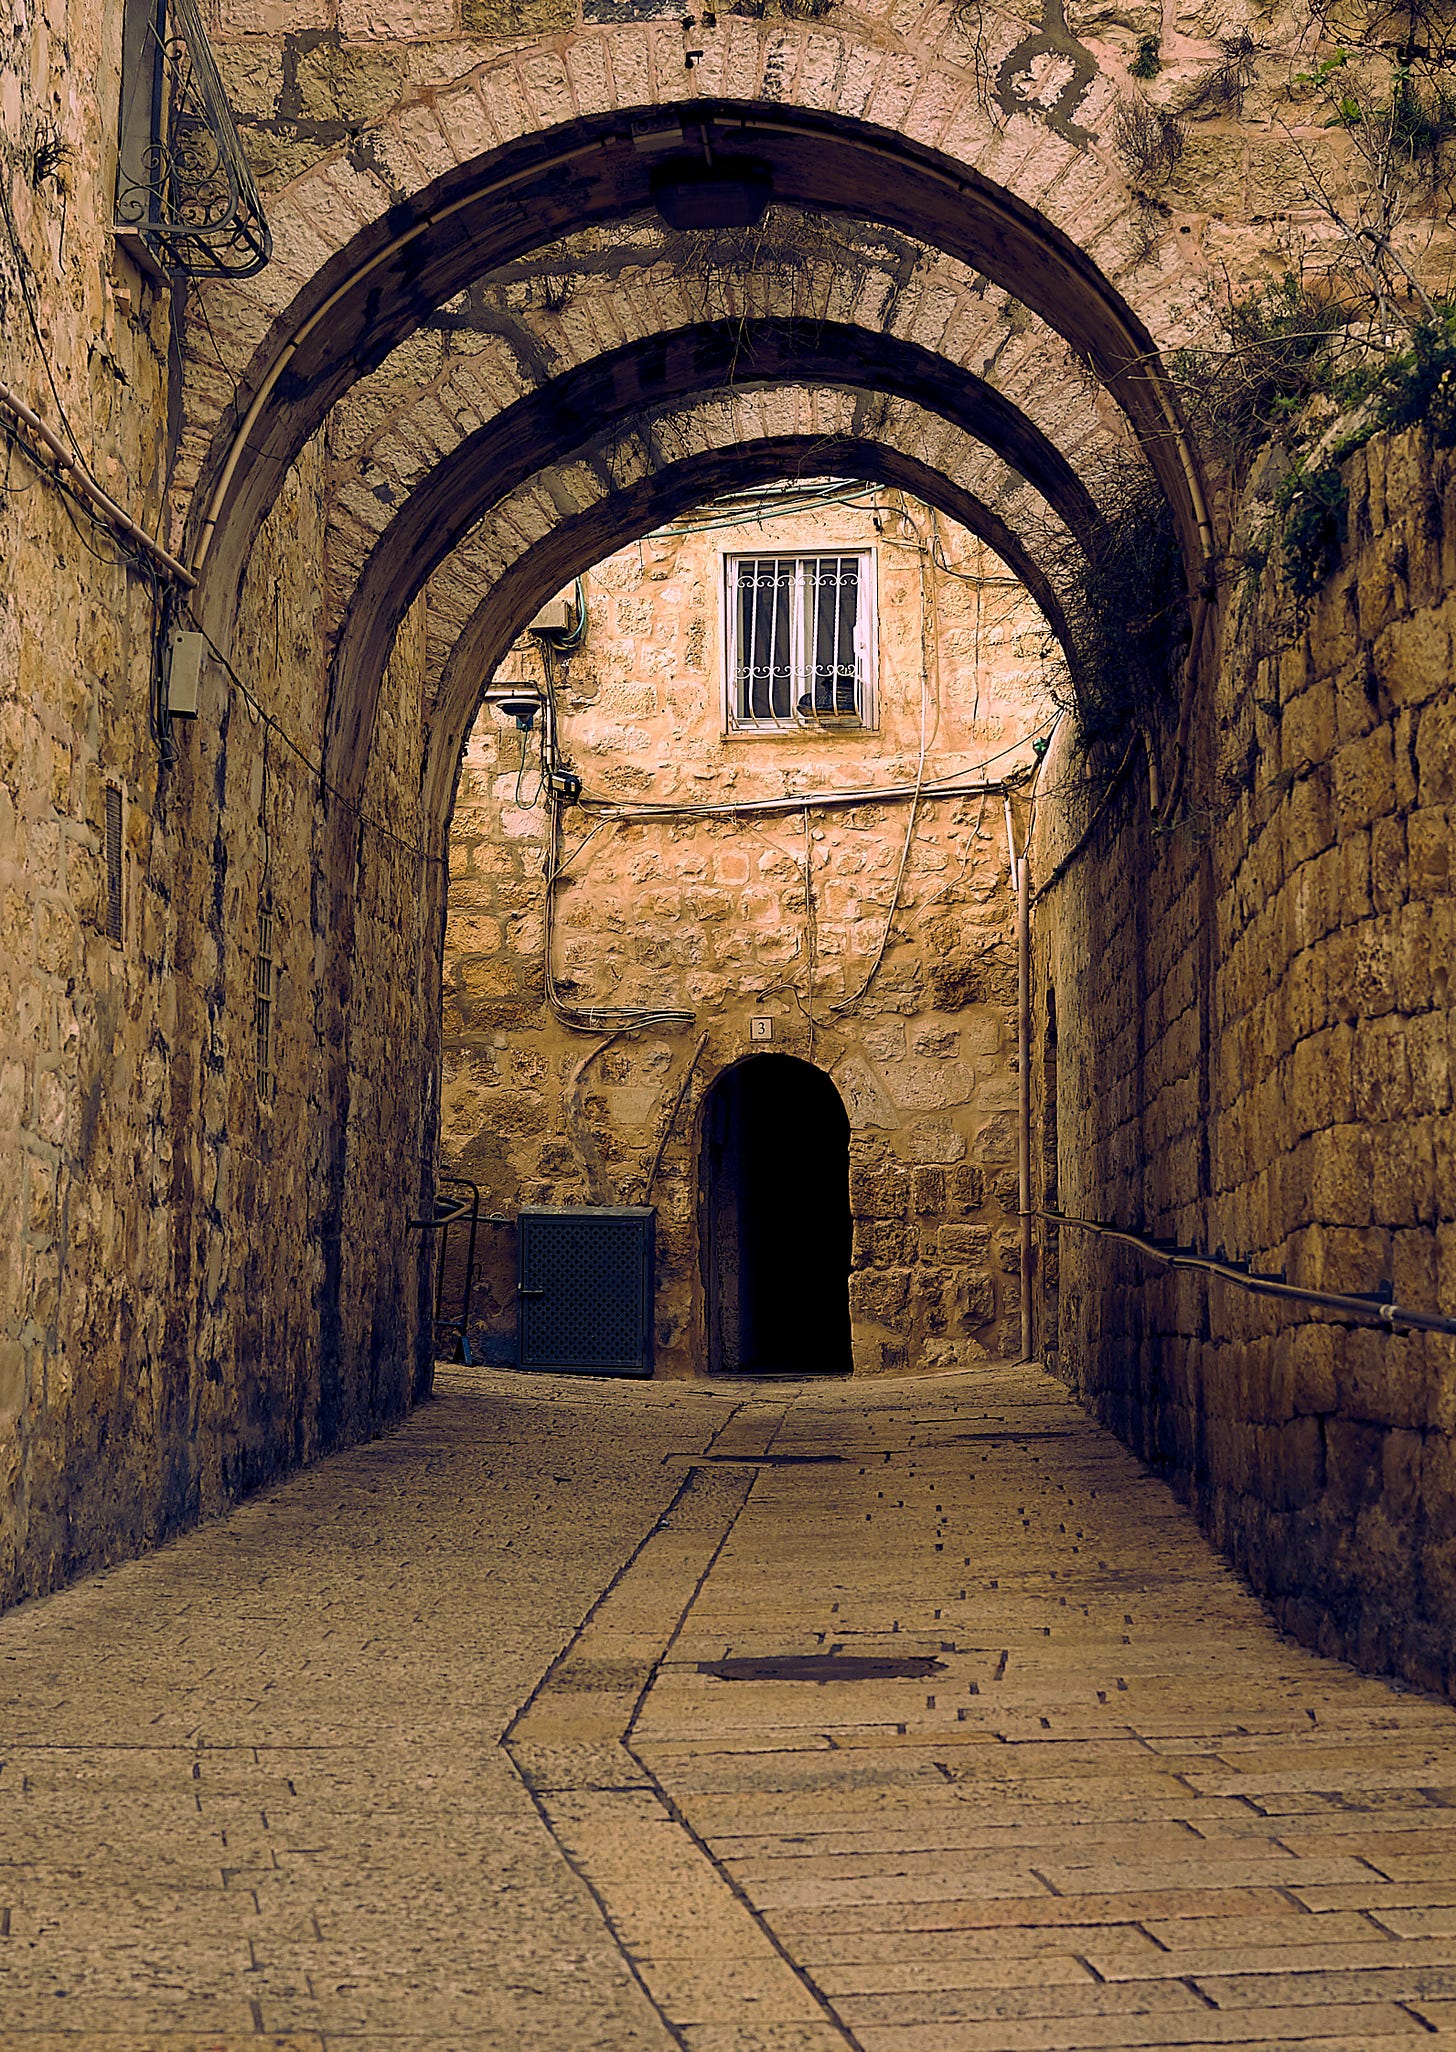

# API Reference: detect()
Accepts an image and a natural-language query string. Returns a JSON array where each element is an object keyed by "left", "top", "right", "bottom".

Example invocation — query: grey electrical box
[
  {"left": 517, "top": 1205, "right": 654, "bottom": 1377},
  {"left": 165, "top": 628, "right": 206, "bottom": 717}
]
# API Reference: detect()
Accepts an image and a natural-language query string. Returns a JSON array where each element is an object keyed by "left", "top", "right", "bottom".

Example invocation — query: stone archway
[
  {"left": 326, "top": 316, "right": 1114, "bottom": 799},
  {"left": 179, "top": 94, "right": 1213, "bottom": 637},
  {"left": 316, "top": 222, "right": 1125, "bottom": 649},
  {"left": 422, "top": 422, "right": 1076, "bottom": 827}
]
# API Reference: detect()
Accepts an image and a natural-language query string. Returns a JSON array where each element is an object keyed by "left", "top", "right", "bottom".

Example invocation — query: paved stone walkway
[{"left": 3, "top": 1363, "right": 1456, "bottom": 2049}]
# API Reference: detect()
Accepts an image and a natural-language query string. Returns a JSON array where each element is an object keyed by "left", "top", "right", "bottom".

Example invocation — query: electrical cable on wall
[
  {"left": 513, "top": 717, "right": 546, "bottom": 809},
  {"left": 0, "top": 178, "right": 191, "bottom": 589},
  {"left": 655, "top": 478, "right": 1047, "bottom": 597},
  {"left": 1029, "top": 733, "right": 1141, "bottom": 907},
  {"left": 914, "top": 792, "right": 992, "bottom": 920},
  {"left": 0, "top": 383, "right": 192, "bottom": 588},
  {"left": 826, "top": 494, "right": 936, "bottom": 1018},
  {"left": 510, "top": 583, "right": 696, "bottom": 1034},
  {"left": 574, "top": 722, "right": 1048, "bottom": 822},
  {"left": 542, "top": 800, "right": 694, "bottom": 1032},
  {"left": 541, "top": 761, "right": 694, "bottom": 1037},
  {"left": 563, "top": 1028, "right": 631, "bottom": 1203},
  {"left": 641, "top": 1032, "right": 711, "bottom": 1202},
  {"left": 0, "top": 176, "right": 94, "bottom": 472}
]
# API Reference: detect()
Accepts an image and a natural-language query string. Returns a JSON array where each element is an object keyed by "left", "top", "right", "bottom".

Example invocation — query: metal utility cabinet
[{"left": 516, "top": 1205, "right": 655, "bottom": 1377}]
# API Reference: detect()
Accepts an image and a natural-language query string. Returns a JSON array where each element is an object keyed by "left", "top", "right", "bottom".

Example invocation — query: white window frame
[{"left": 723, "top": 549, "right": 878, "bottom": 733}]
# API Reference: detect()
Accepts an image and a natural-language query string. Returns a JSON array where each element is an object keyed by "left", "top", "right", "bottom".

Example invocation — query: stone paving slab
[
  {"left": 0, "top": 2039, "right": 326, "bottom": 2051},
  {"left": 2, "top": 1360, "right": 1456, "bottom": 2048}
]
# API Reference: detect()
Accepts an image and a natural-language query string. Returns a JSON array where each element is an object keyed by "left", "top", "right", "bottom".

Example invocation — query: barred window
[{"left": 726, "top": 553, "right": 874, "bottom": 728}]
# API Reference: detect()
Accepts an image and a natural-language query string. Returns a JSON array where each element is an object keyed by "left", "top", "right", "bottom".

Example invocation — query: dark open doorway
[{"left": 702, "top": 1055, "right": 852, "bottom": 1377}]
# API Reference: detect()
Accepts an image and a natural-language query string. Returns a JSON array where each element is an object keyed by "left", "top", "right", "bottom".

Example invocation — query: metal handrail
[
  {"left": 406, "top": 1176, "right": 512, "bottom": 1365},
  {"left": 1031, "top": 1208, "right": 1456, "bottom": 1337}
]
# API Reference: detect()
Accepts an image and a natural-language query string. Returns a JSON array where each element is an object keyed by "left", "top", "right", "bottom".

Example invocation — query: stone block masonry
[
  {"left": 1033, "top": 421, "right": 1456, "bottom": 1698},
  {"left": 440, "top": 489, "right": 1054, "bottom": 1376},
  {"left": 0, "top": 24, "right": 435, "bottom": 1604},
  {"left": 3, "top": 1358, "right": 1455, "bottom": 2045},
  {"left": 7, "top": 0, "right": 1456, "bottom": 1708}
]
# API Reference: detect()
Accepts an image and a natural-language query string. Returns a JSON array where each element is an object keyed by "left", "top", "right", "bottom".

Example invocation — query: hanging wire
[
  {"left": 826, "top": 506, "right": 936, "bottom": 1017},
  {"left": 192, "top": 618, "right": 443, "bottom": 867},
  {"left": 573, "top": 720, "right": 1048, "bottom": 824},
  {"left": 522, "top": 486, "right": 1055, "bottom": 1034},
  {"left": 513, "top": 718, "right": 546, "bottom": 809},
  {"left": 0, "top": 174, "right": 95, "bottom": 470},
  {"left": 651, "top": 478, "right": 1037, "bottom": 602},
  {"left": 542, "top": 800, "right": 694, "bottom": 1033}
]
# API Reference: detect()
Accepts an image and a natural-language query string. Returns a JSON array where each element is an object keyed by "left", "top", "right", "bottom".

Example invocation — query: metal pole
[{"left": 1017, "top": 851, "right": 1033, "bottom": 1363}]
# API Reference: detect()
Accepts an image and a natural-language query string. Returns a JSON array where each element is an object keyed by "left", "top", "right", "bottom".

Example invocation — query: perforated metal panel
[{"left": 517, "top": 1206, "right": 654, "bottom": 1377}]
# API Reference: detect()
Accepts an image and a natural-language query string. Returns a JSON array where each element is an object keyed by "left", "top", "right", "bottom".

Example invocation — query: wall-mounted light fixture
[{"left": 495, "top": 695, "right": 541, "bottom": 732}]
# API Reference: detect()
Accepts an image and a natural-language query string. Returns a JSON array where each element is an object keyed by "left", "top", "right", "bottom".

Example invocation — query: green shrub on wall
[{"left": 1274, "top": 461, "right": 1350, "bottom": 599}]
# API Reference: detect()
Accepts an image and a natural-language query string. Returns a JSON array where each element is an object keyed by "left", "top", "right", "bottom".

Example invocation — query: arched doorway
[{"left": 702, "top": 1057, "right": 852, "bottom": 1378}]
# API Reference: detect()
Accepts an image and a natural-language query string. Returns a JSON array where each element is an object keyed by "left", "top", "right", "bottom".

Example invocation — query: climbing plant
[
  {"left": 1166, "top": 44, "right": 1456, "bottom": 602},
  {"left": 1038, "top": 464, "right": 1188, "bottom": 749},
  {"left": 1169, "top": 276, "right": 1348, "bottom": 481}
]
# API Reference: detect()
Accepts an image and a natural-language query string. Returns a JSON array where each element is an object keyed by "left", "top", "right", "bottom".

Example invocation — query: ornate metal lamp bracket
[{"left": 115, "top": 0, "right": 271, "bottom": 281}]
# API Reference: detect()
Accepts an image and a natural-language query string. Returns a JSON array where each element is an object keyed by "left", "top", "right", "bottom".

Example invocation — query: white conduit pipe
[
  {"left": 1005, "top": 796, "right": 1033, "bottom": 1363},
  {"left": 0, "top": 378, "right": 196, "bottom": 587}
]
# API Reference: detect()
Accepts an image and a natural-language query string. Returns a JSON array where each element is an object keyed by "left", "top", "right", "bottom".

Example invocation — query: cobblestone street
[{"left": 3, "top": 1361, "right": 1456, "bottom": 2050}]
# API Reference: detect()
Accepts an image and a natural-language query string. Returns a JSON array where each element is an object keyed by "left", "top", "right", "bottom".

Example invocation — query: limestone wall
[
  {"left": 2, "top": 0, "right": 179, "bottom": 1594},
  {"left": 440, "top": 490, "right": 1055, "bottom": 1375},
  {"left": 0, "top": 4, "right": 434, "bottom": 1603},
  {"left": 1033, "top": 424, "right": 1456, "bottom": 1695}
]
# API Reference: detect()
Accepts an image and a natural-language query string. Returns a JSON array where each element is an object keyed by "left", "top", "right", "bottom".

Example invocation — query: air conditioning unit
[{"left": 516, "top": 1206, "right": 655, "bottom": 1377}]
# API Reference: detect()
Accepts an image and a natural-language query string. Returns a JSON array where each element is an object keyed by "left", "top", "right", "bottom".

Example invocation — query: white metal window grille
[
  {"left": 727, "top": 554, "right": 873, "bottom": 727},
  {"left": 104, "top": 785, "right": 124, "bottom": 945},
  {"left": 254, "top": 906, "right": 275, "bottom": 1102}
]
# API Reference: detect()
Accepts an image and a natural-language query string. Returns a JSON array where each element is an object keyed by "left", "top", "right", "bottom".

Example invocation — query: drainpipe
[
  {"left": 1005, "top": 800, "right": 1033, "bottom": 1364},
  {"left": 1017, "top": 849, "right": 1033, "bottom": 1363}
]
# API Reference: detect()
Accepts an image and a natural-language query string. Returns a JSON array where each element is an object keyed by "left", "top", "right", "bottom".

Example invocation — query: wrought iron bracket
[{"left": 115, "top": 0, "right": 271, "bottom": 280}]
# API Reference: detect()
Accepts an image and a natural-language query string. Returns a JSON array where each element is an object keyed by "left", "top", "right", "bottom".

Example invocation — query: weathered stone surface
[
  {"left": 939, "top": 1222, "right": 993, "bottom": 1262},
  {"left": 440, "top": 494, "right": 1047, "bottom": 1376},
  {"left": 1034, "top": 423, "right": 1456, "bottom": 1699},
  {"left": 7, "top": 0, "right": 1455, "bottom": 1718},
  {"left": 462, "top": 0, "right": 576, "bottom": 29},
  {"left": 2, "top": 1360, "right": 1454, "bottom": 2046},
  {"left": 0, "top": 33, "right": 433, "bottom": 1609}
]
